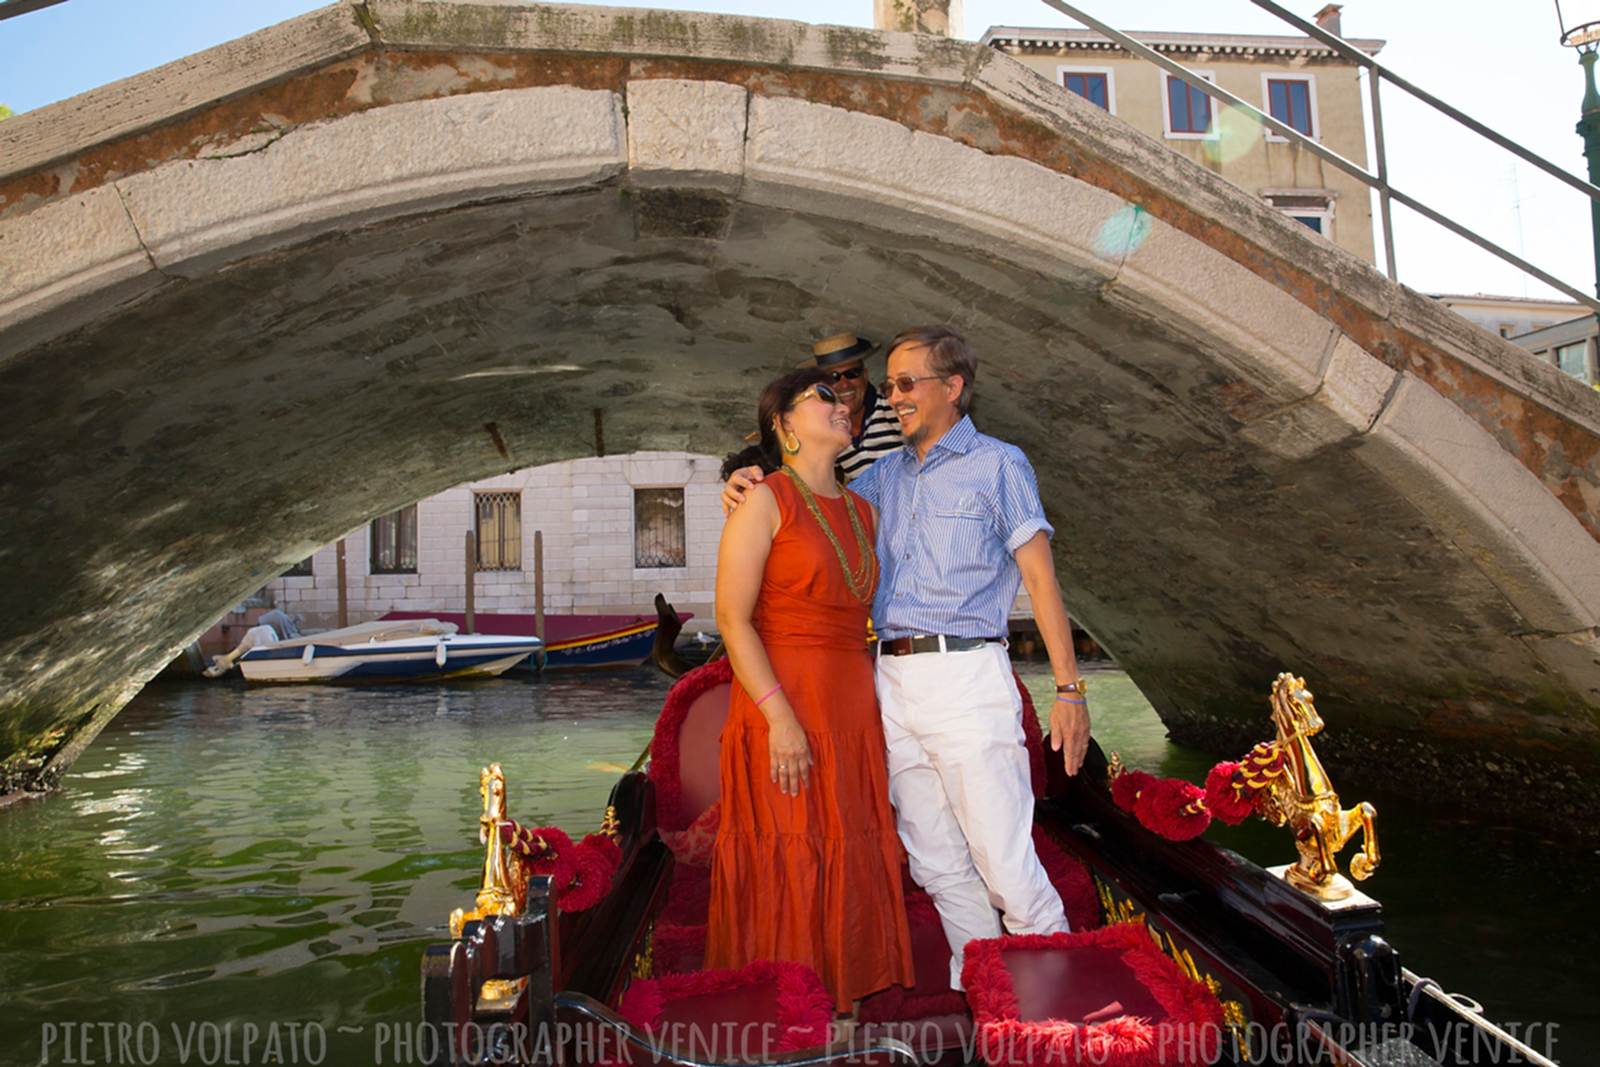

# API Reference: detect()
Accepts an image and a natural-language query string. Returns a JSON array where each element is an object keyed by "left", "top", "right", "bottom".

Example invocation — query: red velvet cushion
[
  {"left": 962, "top": 924, "right": 1224, "bottom": 1067},
  {"left": 618, "top": 960, "right": 833, "bottom": 1058}
]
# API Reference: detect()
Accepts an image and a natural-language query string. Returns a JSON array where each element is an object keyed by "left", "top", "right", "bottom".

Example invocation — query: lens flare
[
  {"left": 1093, "top": 204, "right": 1152, "bottom": 262},
  {"left": 1200, "top": 107, "right": 1264, "bottom": 166}
]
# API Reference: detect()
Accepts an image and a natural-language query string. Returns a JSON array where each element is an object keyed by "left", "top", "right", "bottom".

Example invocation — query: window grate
[
  {"left": 635, "top": 488, "right": 687, "bottom": 568},
  {"left": 475, "top": 492, "right": 522, "bottom": 571},
  {"left": 371, "top": 505, "right": 418, "bottom": 574}
]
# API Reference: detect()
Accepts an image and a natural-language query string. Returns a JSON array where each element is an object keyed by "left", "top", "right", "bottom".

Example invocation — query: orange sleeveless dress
[{"left": 706, "top": 472, "right": 915, "bottom": 1008}]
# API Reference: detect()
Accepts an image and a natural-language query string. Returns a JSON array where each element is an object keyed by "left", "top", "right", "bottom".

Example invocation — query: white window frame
[
  {"left": 1056, "top": 65, "right": 1117, "bottom": 115},
  {"left": 1283, "top": 207, "right": 1335, "bottom": 239},
  {"left": 632, "top": 485, "right": 690, "bottom": 572},
  {"left": 1162, "top": 70, "right": 1217, "bottom": 140},
  {"left": 1260, "top": 72, "right": 1320, "bottom": 143}
]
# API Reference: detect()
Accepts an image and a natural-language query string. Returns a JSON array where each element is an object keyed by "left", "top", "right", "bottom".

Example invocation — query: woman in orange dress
[{"left": 707, "top": 367, "right": 914, "bottom": 1014}]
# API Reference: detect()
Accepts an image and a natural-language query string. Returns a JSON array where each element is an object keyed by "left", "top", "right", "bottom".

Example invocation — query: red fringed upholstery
[
  {"left": 619, "top": 960, "right": 834, "bottom": 1055},
  {"left": 962, "top": 924, "right": 1224, "bottom": 1067},
  {"left": 661, "top": 802, "right": 720, "bottom": 868},
  {"left": 649, "top": 659, "right": 735, "bottom": 833},
  {"left": 653, "top": 922, "right": 708, "bottom": 976}
]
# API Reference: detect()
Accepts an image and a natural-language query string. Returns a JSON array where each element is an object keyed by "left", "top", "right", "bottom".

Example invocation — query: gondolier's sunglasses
[
  {"left": 826, "top": 367, "right": 864, "bottom": 383},
  {"left": 792, "top": 383, "right": 842, "bottom": 407}
]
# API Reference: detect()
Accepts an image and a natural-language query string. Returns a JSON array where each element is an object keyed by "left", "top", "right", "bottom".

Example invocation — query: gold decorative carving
[
  {"left": 448, "top": 763, "right": 527, "bottom": 939},
  {"left": 1256, "top": 674, "right": 1380, "bottom": 900},
  {"left": 632, "top": 922, "right": 655, "bottom": 980},
  {"left": 599, "top": 804, "right": 622, "bottom": 842}
]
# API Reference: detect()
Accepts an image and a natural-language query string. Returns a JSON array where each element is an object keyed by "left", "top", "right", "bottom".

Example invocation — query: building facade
[
  {"left": 1429, "top": 292, "right": 1587, "bottom": 342},
  {"left": 1514, "top": 315, "right": 1599, "bottom": 387},
  {"left": 980, "top": 7, "right": 1382, "bottom": 263},
  {"left": 265, "top": 452, "right": 727, "bottom": 632}
]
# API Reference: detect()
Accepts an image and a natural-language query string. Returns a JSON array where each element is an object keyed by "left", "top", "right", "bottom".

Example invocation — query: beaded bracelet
[
  {"left": 755, "top": 683, "right": 784, "bottom": 706},
  {"left": 1055, "top": 696, "right": 1087, "bottom": 705}
]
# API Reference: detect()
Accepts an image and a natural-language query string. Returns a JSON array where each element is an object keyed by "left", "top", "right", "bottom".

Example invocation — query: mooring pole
[
  {"left": 533, "top": 530, "right": 546, "bottom": 673},
  {"left": 336, "top": 539, "right": 348, "bottom": 628},
  {"left": 463, "top": 530, "right": 476, "bottom": 635}
]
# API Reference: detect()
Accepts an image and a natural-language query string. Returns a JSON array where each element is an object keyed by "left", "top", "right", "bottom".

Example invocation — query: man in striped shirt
[
  {"left": 724, "top": 325, "right": 1090, "bottom": 989},
  {"left": 810, "top": 332, "right": 903, "bottom": 481}
]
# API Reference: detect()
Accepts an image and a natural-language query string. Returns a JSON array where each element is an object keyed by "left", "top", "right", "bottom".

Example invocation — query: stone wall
[{"left": 267, "top": 452, "right": 725, "bottom": 628}]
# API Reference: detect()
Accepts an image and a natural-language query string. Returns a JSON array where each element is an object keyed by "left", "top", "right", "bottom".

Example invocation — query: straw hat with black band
[{"left": 811, "top": 332, "right": 877, "bottom": 369}]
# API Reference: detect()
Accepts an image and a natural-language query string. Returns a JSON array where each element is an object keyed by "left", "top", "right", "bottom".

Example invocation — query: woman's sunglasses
[{"left": 793, "top": 382, "right": 841, "bottom": 407}]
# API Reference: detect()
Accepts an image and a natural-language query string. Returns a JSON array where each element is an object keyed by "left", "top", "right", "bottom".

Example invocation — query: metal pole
[
  {"left": 1367, "top": 71, "right": 1398, "bottom": 280},
  {"left": 1578, "top": 49, "right": 1600, "bottom": 318},
  {"left": 463, "top": 530, "right": 476, "bottom": 635}
]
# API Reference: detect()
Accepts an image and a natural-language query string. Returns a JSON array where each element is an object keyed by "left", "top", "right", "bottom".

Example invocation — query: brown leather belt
[{"left": 878, "top": 635, "right": 1005, "bottom": 656}]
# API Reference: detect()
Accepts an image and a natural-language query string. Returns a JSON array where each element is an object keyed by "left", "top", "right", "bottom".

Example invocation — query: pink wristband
[{"left": 755, "top": 683, "right": 783, "bottom": 706}]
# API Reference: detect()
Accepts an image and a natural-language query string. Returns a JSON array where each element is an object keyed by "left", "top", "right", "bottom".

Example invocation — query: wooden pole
[
  {"left": 533, "top": 530, "right": 546, "bottom": 672},
  {"left": 464, "top": 529, "right": 476, "bottom": 635},
  {"left": 336, "top": 539, "right": 348, "bottom": 628}
]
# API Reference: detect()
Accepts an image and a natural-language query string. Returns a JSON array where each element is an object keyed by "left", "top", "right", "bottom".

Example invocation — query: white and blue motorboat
[{"left": 219, "top": 618, "right": 541, "bottom": 684}]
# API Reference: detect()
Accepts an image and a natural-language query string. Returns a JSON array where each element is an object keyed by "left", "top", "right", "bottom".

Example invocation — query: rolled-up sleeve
[{"left": 995, "top": 450, "right": 1054, "bottom": 553}]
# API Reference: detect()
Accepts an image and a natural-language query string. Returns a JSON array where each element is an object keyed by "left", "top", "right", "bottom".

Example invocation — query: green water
[{"left": 0, "top": 669, "right": 1591, "bottom": 1065}]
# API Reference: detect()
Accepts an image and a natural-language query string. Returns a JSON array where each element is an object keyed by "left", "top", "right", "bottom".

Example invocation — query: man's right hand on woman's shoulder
[{"left": 721, "top": 465, "right": 766, "bottom": 515}]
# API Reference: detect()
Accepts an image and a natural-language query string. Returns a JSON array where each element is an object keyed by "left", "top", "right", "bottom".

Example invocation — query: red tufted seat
[{"left": 962, "top": 923, "right": 1224, "bottom": 1067}]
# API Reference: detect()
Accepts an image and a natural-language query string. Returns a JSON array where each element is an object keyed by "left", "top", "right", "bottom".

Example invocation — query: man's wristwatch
[{"left": 1056, "top": 678, "right": 1088, "bottom": 695}]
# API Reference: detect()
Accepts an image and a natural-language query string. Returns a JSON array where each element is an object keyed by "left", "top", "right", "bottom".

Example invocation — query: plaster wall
[{"left": 1003, "top": 49, "right": 1376, "bottom": 263}]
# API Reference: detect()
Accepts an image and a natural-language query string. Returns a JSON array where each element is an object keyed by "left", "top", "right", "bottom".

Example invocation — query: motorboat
[{"left": 221, "top": 618, "right": 541, "bottom": 683}]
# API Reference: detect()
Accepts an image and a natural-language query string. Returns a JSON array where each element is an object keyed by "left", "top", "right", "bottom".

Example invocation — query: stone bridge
[{"left": 3, "top": 1, "right": 1599, "bottom": 829}]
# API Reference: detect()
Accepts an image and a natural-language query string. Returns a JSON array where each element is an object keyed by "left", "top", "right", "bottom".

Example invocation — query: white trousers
[{"left": 875, "top": 643, "right": 1069, "bottom": 989}]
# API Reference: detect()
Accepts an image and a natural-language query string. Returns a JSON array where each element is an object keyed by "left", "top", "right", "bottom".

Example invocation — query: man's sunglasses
[
  {"left": 826, "top": 366, "right": 865, "bottom": 383},
  {"left": 793, "top": 382, "right": 841, "bottom": 407},
  {"left": 879, "top": 374, "right": 948, "bottom": 396}
]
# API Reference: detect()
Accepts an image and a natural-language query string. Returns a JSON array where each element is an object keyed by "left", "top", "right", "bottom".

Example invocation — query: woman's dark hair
[{"left": 720, "top": 366, "right": 832, "bottom": 479}]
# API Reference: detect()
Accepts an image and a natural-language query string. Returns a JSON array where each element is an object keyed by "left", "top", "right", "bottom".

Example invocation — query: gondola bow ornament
[{"left": 1108, "top": 673, "right": 1380, "bottom": 900}]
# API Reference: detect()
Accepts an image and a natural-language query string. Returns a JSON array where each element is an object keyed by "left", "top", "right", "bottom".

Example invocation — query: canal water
[{"left": 1, "top": 669, "right": 1592, "bottom": 1065}]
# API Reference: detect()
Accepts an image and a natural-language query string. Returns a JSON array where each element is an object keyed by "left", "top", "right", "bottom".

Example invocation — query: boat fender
[
  {"left": 436, "top": 641, "right": 448, "bottom": 668},
  {"left": 302, "top": 645, "right": 315, "bottom": 666}
]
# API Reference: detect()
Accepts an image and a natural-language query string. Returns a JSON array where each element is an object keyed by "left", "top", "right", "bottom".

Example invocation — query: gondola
[{"left": 420, "top": 663, "right": 1552, "bottom": 1067}]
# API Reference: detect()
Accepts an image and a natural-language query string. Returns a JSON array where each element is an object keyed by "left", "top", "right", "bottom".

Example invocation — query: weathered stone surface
[
  {"left": 0, "top": 184, "right": 161, "bottom": 362},
  {"left": 626, "top": 78, "right": 748, "bottom": 191},
  {"left": 1, "top": 4, "right": 1599, "bottom": 836},
  {"left": 116, "top": 87, "right": 625, "bottom": 277}
]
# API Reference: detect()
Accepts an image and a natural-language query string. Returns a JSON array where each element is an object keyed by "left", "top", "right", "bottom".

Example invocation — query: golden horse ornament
[
  {"left": 1254, "top": 673, "right": 1380, "bottom": 900},
  {"left": 448, "top": 762, "right": 529, "bottom": 939}
]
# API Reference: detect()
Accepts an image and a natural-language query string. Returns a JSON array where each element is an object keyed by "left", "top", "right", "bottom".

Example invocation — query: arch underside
[{"left": 1, "top": 18, "right": 1597, "bottom": 831}]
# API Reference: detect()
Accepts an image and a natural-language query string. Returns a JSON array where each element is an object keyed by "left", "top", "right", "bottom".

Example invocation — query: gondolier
[{"left": 809, "top": 332, "right": 902, "bottom": 480}]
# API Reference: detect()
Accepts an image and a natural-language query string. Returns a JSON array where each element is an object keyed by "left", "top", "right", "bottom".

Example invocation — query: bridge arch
[{"left": 3, "top": 2, "right": 1598, "bottom": 826}]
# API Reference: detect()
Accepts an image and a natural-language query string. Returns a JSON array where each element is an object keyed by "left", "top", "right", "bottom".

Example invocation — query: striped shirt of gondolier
[{"left": 839, "top": 390, "right": 902, "bottom": 481}]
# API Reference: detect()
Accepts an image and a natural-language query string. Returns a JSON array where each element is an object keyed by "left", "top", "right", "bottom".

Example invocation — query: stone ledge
[
  {"left": 115, "top": 86, "right": 626, "bottom": 277},
  {"left": 626, "top": 78, "right": 747, "bottom": 192}
]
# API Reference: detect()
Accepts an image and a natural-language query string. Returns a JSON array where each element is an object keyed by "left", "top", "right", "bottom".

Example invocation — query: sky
[{"left": 0, "top": 0, "right": 1589, "bottom": 303}]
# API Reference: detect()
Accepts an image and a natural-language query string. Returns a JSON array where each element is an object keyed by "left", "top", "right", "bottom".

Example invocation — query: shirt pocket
[{"left": 931, "top": 492, "right": 992, "bottom": 526}]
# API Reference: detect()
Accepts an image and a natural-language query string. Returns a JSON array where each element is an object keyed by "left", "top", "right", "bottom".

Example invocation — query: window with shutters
[
  {"left": 370, "top": 505, "right": 418, "bottom": 574},
  {"left": 634, "top": 488, "right": 687, "bottom": 568},
  {"left": 475, "top": 492, "right": 522, "bottom": 571}
]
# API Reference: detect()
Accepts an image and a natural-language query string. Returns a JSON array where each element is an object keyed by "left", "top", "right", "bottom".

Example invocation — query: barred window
[
  {"left": 475, "top": 492, "right": 522, "bottom": 571},
  {"left": 371, "top": 505, "right": 418, "bottom": 574},
  {"left": 635, "top": 488, "right": 687, "bottom": 568},
  {"left": 283, "top": 555, "right": 315, "bottom": 577}
]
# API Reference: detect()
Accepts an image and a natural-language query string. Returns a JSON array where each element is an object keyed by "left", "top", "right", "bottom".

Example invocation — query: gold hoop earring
[{"left": 782, "top": 431, "right": 801, "bottom": 456}]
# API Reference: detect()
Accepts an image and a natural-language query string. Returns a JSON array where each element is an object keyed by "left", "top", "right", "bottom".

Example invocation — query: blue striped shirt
[{"left": 849, "top": 416, "right": 1053, "bottom": 640}]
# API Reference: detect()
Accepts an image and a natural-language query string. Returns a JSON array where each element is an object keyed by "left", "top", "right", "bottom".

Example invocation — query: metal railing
[{"left": 1034, "top": 0, "right": 1600, "bottom": 313}]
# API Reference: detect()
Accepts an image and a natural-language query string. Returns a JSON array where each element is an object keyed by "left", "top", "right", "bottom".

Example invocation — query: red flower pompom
[
  {"left": 515, "top": 825, "right": 578, "bottom": 891},
  {"left": 1204, "top": 761, "right": 1255, "bottom": 826},
  {"left": 1110, "top": 769, "right": 1155, "bottom": 812},
  {"left": 1135, "top": 777, "right": 1211, "bottom": 841},
  {"left": 557, "top": 839, "right": 618, "bottom": 913},
  {"left": 580, "top": 831, "right": 623, "bottom": 870}
]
